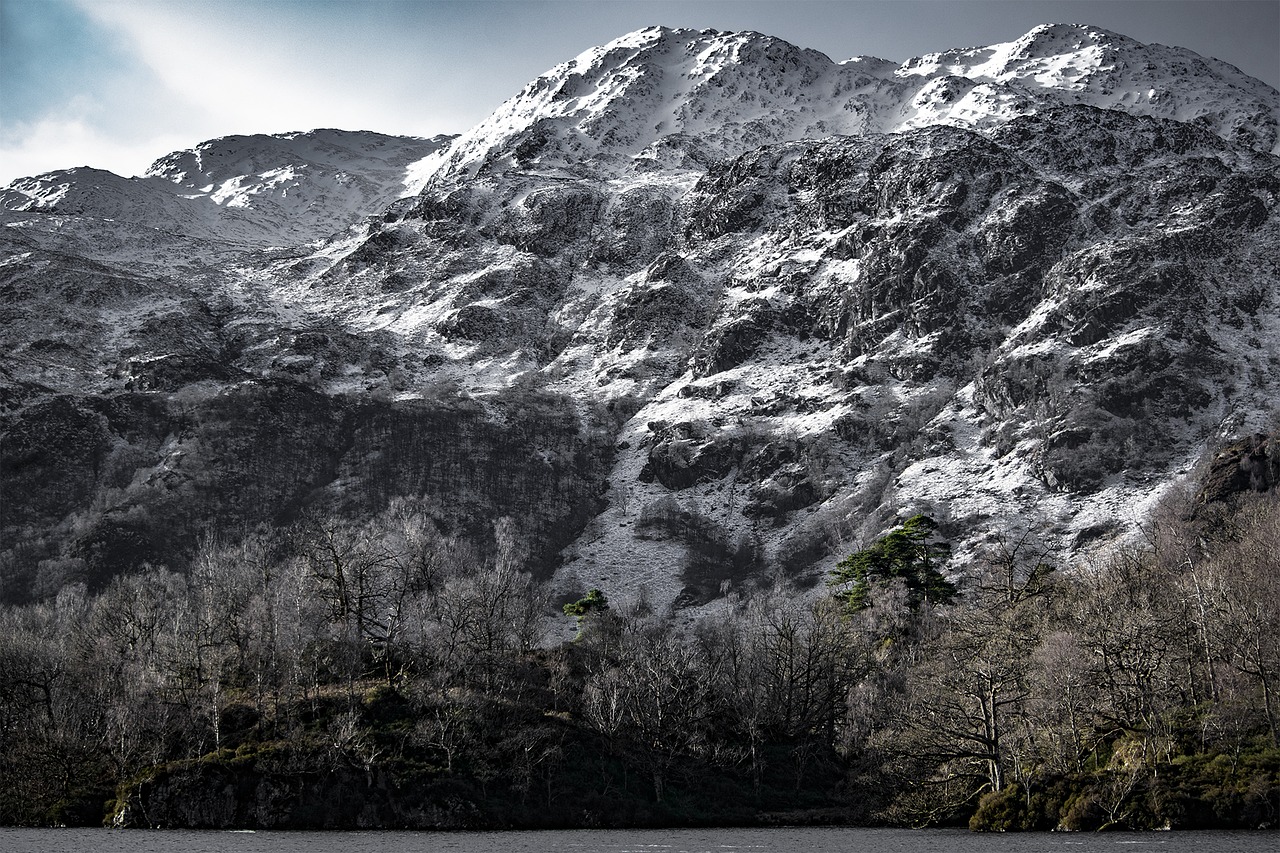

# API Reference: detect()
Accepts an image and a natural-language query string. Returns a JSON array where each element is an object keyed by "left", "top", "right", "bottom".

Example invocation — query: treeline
[{"left": 0, "top": 494, "right": 1277, "bottom": 829}]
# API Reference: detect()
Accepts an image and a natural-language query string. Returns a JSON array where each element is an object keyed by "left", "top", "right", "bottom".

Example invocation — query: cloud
[
  {"left": 0, "top": 110, "right": 193, "bottom": 181},
  {"left": 2, "top": 0, "right": 144, "bottom": 125},
  {"left": 2, "top": 0, "right": 481, "bottom": 183},
  {"left": 69, "top": 0, "right": 483, "bottom": 136},
  {"left": 0, "top": 0, "right": 207, "bottom": 184},
  {"left": 72, "top": 1, "right": 334, "bottom": 133}
]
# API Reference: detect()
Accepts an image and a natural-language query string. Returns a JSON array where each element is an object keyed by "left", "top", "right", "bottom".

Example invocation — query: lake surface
[{"left": 0, "top": 827, "right": 1273, "bottom": 853}]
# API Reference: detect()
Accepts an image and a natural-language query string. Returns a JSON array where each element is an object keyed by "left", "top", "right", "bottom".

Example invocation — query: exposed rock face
[
  {"left": 1200, "top": 433, "right": 1280, "bottom": 505},
  {"left": 0, "top": 379, "right": 612, "bottom": 597},
  {"left": 2, "top": 24, "right": 1279, "bottom": 609},
  {"left": 640, "top": 420, "right": 743, "bottom": 490}
]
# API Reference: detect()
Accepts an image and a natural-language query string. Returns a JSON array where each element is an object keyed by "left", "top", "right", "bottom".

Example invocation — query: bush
[{"left": 969, "top": 785, "right": 1035, "bottom": 831}]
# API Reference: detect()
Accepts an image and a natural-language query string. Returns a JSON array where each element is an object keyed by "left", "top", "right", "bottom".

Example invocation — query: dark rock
[
  {"left": 0, "top": 379, "right": 613, "bottom": 601},
  {"left": 743, "top": 476, "right": 820, "bottom": 521},
  {"left": 0, "top": 396, "right": 111, "bottom": 530},
  {"left": 343, "top": 228, "right": 407, "bottom": 269},
  {"left": 640, "top": 421, "right": 741, "bottom": 490},
  {"left": 438, "top": 304, "right": 504, "bottom": 341},
  {"left": 606, "top": 254, "right": 712, "bottom": 350},
  {"left": 590, "top": 186, "right": 676, "bottom": 269},
  {"left": 690, "top": 300, "right": 776, "bottom": 377},
  {"left": 1200, "top": 432, "right": 1280, "bottom": 505},
  {"left": 509, "top": 184, "right": 605, "bottom": 256},
  {"left": 976, "top": 181, "right": 1076, "bottom": 276}
]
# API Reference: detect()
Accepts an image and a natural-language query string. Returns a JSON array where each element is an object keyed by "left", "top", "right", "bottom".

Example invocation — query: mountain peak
[
  {"left": 1016, "top": 21, "right": 1130, "bottom": 51},
  {"left": 144, "top": 128, "right": 447, "bottom": 189},
  {"left": 898, "top": 22, "right": 1145, "bottom": 83},
  {"left": 419, "top": 22, "right": 1279, "bottom": 185},
  {"left": 596, "top": 23, "right": 700, "bottom": 49},
  {"left": 423, "top": 26, "right": 893, "bottom": 183}
]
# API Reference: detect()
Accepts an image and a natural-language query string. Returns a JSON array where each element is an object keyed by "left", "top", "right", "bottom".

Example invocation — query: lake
[{"left": 0, "top": 827, "right": 1274, "bottom": 853}]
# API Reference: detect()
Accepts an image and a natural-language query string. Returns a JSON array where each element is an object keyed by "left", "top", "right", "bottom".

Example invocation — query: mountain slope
[{"left": 2, "top": 24, "right": 1279, "bottom": 612}]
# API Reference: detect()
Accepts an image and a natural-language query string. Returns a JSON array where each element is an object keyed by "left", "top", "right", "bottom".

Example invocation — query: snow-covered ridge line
[
  {"left": 422, "top": 22, "right": 1280, "bottom": 184},
  {"left": 1, "top": 129, "right": 453, "bottom": 248},
  {"left": 5, "top": 22, "right": 1274, "bottom": 230}
]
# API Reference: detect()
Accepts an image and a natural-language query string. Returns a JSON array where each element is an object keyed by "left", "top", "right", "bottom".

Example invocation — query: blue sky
[{"left": 2, "top": 0, "right": 1277, "bottom": 185}]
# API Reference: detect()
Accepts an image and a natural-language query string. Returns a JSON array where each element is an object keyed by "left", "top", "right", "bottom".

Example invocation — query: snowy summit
[{"left": 419, "top": 23, "right": 1280, "bottom": 184}]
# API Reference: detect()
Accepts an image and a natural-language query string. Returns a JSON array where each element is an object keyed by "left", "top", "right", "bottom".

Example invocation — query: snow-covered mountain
[
  {"left": 896, "top": 22, "right": 1280, "bottom": 152},
  {"left": 2, "top": 129, "right": 453, "bottom": 249},
  {"left": 2, "top": 24, "right": 1279, "bottom": 612},
  {"left": 420, "top": 23, "right": 1279, "bottom": 182}
]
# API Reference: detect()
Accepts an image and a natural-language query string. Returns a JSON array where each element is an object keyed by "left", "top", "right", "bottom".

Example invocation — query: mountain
[
  {"left": 2, "top": 129, "right": 454, "bottom": 249},
  {"left": 421, "top": 23, "right": 1279, "bottom": 182},
  {"left": 2, "top": 24, "right": 1279, "bottom": 612},
  {"left": 896, "top": 22, "right": 1280, "bottom": 152}
]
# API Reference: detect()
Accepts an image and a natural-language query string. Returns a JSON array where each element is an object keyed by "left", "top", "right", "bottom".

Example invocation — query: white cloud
[
  {"left": 69, "top": 0, "right": 466, "bottom": 137},
  {"left": 0, "top": 113, "right": 194, "bottom": 184},
  {"left": 73, "top": 1, "right": 330, "bottom": 131}
]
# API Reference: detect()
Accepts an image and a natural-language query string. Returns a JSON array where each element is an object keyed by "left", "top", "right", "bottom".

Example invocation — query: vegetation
[
  {"left": 0, "top": 492, "right": 1277, "bottom": 830},
  {"left": 563, "top": 588, "right": 609, "bottom": 637},
  {"left": 828, "top": 514, "right": 956, "bottom": 611}
]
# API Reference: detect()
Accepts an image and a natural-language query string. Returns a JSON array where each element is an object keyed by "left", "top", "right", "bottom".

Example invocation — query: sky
[{"left": 2, "top": 0, "right": 1277, "bottom": 186}]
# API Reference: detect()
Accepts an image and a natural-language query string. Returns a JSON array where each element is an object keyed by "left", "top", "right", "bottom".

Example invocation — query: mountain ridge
[
  {"left": 2, "top": 129, "right": 454, "bottom": 248},
  {"left": 416, "top": 22, "right": 1279, "bottom": 186}
]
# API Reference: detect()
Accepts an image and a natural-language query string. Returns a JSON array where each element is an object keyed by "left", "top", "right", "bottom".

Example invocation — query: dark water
[{"left": 0, "top": 827, "right": 1273, "bottom": 853}]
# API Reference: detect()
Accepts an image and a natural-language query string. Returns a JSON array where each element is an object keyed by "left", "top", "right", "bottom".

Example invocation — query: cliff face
[
  {"left": 0, "top": 381, "right": 614, "bottom": 597},
  {"left": 1200, "top": 432, "right": 1280, "bottom": 505},
  {"left": 2, "top": 25, "right": 1279, "bottom": 609}
]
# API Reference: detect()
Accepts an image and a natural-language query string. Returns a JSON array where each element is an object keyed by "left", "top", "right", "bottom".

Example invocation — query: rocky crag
[{"left": 2, "top": 25, "right": 1279, "bottom": 610}]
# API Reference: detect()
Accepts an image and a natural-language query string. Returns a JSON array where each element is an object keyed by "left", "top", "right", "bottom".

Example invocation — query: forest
[{"left": 0, "top": 486, "right": 1276, "bottom": 831}]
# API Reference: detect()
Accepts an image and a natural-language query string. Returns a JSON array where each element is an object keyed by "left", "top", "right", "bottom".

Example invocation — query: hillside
[
  {"left": 2, "top": 21, "right": 1279, "bottom": 832},
  {"left": 1, "top": 24, "right": 1278, "bottom": 616}
]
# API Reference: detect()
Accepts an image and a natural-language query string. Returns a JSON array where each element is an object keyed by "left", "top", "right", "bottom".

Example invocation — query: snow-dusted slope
[
  {"left": 420, "top": 23, "right": 1279, "bottom": 184},
  {"left": 420, "top": 26, "right": 902, "bottom": 180},
  {"left": 3, "top": 23, "right": 1280, "bottom": 612},
  {"left": 2, "top": 129, "right": 453, "bottom": 248},
  {"left": 897, "top": 23, "right": 1280, "bottom": 153},
  {"left": 1, "top": 167, "right": 223, "bottom": 238},
  {"left": 146, "top": 128, "right": 456, "bottom": 242}
]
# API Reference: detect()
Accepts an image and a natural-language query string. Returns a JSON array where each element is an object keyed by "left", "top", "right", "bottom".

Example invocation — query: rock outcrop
[{"left": 1200, "top": 433, "right": 1280, "bottom": 505}]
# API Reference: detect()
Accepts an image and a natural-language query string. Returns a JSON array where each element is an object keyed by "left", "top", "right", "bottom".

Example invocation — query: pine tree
[{"left": 830, "top": 514, "right": 956, "bottom": 611}]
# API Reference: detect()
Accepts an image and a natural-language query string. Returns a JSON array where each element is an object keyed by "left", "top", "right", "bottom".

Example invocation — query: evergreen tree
[{"left": 830, "top": 514, "right": 956, "bottom": 611}]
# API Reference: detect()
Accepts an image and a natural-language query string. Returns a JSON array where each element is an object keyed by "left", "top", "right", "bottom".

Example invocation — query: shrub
[{"left": 969, "top": 784, "right": 1036, "bottom": 831}]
